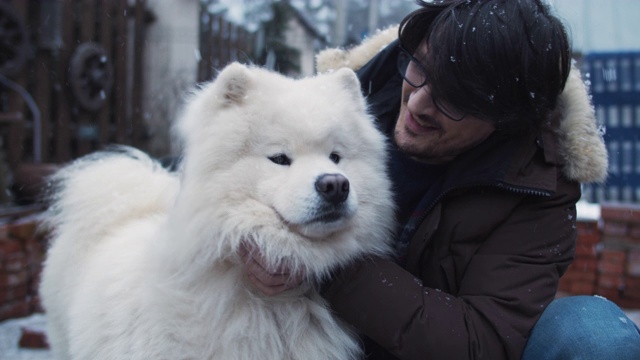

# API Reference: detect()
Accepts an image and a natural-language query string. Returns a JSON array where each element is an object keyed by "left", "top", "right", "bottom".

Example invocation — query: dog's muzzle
[{"left": 315, "top": 174, "right": 349, "bottom": 205}]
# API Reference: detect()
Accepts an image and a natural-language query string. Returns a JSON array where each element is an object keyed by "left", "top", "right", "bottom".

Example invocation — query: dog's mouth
[
  {"left": 309, "top": 210, "right": 348, "bottom": 224},
  {"left": 276, "top": 207, "right": 355, "bottom": 239}
]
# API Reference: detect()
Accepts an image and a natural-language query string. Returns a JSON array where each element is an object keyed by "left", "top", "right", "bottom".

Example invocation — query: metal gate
[{"left": 0, "top": 0, "right": 151, "bottom": 166}]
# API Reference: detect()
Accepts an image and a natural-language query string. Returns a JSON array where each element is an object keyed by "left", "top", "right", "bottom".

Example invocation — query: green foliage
[{"left": 257, "top": 1, "right": 301, "bottom": 75}]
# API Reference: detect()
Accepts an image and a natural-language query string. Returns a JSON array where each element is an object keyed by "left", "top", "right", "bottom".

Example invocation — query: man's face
[{"left": 394, "top": 43, "right": 496, "bottom": 164}]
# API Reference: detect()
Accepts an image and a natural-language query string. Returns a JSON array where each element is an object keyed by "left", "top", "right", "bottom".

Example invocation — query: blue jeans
[{"left": 522, "top": 295, "right": 640, "bottom": 360}]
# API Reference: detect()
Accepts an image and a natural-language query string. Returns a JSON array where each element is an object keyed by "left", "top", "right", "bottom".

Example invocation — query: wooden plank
[
  {"left": 54, "top": 0, "right": 75, "bottom": 162},
  {"left": 33, "top": 50, "right": 53, "bottom": 163},
  {"left": 242, "top": 29, "right": 255, "bottom": 64},
  {"left": 5, "top": 1, "right": 29, "bottom": 166},
  {"left": 131, "top": 0, "right": 146, "bottom": 148},
  {"left": 208, "top": 16, "right": 217, "bottom": 77},
  {"left": 113, "top": 0, "right": 129, "bottom": 144},
  {"left": 30, "top": 0, "right": 52, "bottom": 163},
  {"left": 197, "top": 12, "right": 212, "bottom": 82},
  {"left": 80, "top": 0, "right": 96, "bottom": 41},
  {"left": 236, "top": 26, "right": 248, "bottom": 64},
  {"left": 97, "top": 0, "right": 114, "bottom": 146},
  {"left": 76, "top": 0, "right": 97, "bottom": 156},
  {"left": 229, "top": 22, "right": 237, "bottom": 63},
  {"left": 213, "top": 16, "right": 225, "bottom": 71},
  {"left": 223, "top": 20, "right": 232, "bottom": 66}
]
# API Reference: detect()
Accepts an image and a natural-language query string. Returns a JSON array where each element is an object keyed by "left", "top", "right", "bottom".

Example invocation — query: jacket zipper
[
  {"left": 411, "top": 181, "right": 553, "bottom": 242},
  {"left": 427, "top": 180, "right": 551, "bottom": 214},
  {"left": 494, "top": 182, "right": 553, "bottom": 198}
]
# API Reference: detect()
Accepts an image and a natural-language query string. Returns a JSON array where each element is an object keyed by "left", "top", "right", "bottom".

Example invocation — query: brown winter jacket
[{"left": 316, "top": 28, "right": 609, "bottom": 360}]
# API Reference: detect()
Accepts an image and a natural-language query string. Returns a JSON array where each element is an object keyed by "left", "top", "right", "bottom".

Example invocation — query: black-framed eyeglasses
[{"left": 397, "top": 46, "right": 467, "bottom": 121}]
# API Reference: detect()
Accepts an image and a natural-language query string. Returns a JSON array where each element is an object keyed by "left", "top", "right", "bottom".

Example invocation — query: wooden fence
[
  {"left": 197, "top": 10, "right": 256, "bottom": 83},
  {"left": 0, "top": 0, "right": 151, "bottom": 166}
]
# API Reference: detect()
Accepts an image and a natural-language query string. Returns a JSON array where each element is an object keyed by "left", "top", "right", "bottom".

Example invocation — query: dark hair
[{"left": 399, "top": 0, "right": 571, "bottom": 134}]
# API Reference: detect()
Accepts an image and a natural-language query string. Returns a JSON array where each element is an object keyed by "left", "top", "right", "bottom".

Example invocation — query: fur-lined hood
[{"left": 316, "top": 26, "right": 608, "bottom": 184}]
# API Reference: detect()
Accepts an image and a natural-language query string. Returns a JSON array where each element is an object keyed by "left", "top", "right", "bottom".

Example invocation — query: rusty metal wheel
[
  {"left": 69, "top": 42, "right": 114, "bottom": 112},
  {"left": 0, "top": 2, "right": 29, "bottom": 76}
]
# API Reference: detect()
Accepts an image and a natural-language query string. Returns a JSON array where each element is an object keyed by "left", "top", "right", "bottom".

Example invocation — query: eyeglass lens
[{"left": 396, "top": 49, "right": 466, "bottom": 121}]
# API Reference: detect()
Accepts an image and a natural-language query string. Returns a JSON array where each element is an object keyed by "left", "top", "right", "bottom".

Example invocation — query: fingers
[
  {"left": 238, "top": 241, "right": 304, "bottom": 296},
  {"left": 246, "top": 273, "right": 291, "bottom": 297}
]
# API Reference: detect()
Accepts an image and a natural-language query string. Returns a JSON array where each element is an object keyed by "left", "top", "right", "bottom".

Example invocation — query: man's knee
[{"left": 523, "top": 295, "right": 640, "bottom": 360}]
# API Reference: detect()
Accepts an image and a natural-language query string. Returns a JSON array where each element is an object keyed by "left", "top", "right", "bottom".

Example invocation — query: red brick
[
  {"left": 601, "top": 249, "right": 628, "bottom": 263},
  {"left": 0, "top": 222, "right": 10, "bottom": 239},
  {"left": 595, "top": 286, "right": 621, "bottom": 301},
  {"left": 0, "top": 270, "right": 28, "bottom": 288},
  {"left": 577, "top": 221, "right": 600, "bottom": 235},
  {"left": 601, "top": 238, "right": 640, "bottom": 254},
  {"left": 598, "top": 261, "right": 625, "bottom": 275},
  {"left": 625, "top": 276, "right": 640, "bottom": 289},
  {"left": 625, "top": 278, "right": 640, "bottom": 292},
  {"left": 0, "top": 284, "right": 28, "bottom": 302},
  {"left": 575, "top": 243, "right": 599, "bottom": 257},
  {"left": 569, "top": 281, "right": 595, "bottom": 295},
  {"left": 628, "top": 223, "right": 640, "bottom": 239},
  {"left": 19, "top": 327, "right": 49, "bottom": 349},
  {"left": 616, "top": 297, "right": 640, "bottom": 309},
  {"left": 571, "top": 257, "right": 599, "bottom": 272},
  {"left": 623, "top": 285, "right": 640, "bottom": 299},
  {"left": 30, "top": 270, "right": 41, "bottom": 292},
  {"left": 0, "top": 240, "right": 23, "bottom": 257},
  {"left": 601, "top": 203, "right": 640, "bottom": 223},
  {"left": 602, "top": 221, "right": 629, "bottom": 237},
  {"left": 0, "top": 251, "right": 28, "bottom": 272},
  {"left": 0, "top": 300, "right": 30, "bottom": 321},
  {"left": 25, "top": 237, "right": 44, "bottom": 255},
  {"left": 598, "top": 273, "right": 625, "bottom": 289},
  {"left": 577, "top": 232, "right": 601, "bottom": 245},
  {"left": 558, "top": 278, "right": 571, "bottom": 292},
  {"left": 8, "top": 220, "right": 37, "bottom": 241},
  {"left": 628, "top": 250, "right": 640, "bottom": 276},
  {"left": 30, "top": 295, "right": 44, "bottom": 313},
  {"left": 562, "top": 269, "right": 597, "bottom": 283}
]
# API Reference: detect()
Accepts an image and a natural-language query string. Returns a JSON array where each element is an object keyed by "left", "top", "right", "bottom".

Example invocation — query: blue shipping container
[{"left": 581, "top": 51, "right": 640, "bottom": 203}]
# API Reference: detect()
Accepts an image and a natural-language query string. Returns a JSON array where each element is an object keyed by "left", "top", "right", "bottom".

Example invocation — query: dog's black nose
[{"left": 315, "top": 174, "right": 349, "bottom": 204}]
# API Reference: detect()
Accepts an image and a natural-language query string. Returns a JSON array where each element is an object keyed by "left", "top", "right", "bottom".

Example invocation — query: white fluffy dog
[{"left": 40, "top": 63, "right": 395, "bottom": 360}]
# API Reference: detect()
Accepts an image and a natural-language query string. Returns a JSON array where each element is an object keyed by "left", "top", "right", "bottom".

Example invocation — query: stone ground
[{"left": 0, "top": 307, "right": 639, "bottom": 360}]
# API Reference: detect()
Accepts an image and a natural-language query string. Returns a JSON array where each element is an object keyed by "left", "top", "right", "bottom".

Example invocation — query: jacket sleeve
[{"left": 322, "top": 178, "right": 579, "bottom": 360}]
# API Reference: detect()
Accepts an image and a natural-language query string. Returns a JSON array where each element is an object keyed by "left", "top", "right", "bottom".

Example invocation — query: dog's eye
[
  {"left": 329, "top": 152, "right": 341, "bottom": 164},
  {"left": 268, "top": 154, "right": 291, "bottom": 166}
]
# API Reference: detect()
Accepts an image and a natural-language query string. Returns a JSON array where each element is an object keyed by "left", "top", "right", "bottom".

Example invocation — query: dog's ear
[
  {"left": 216, "top": 62, "right": 251, "bottom": 106},
  {"left": 333, "top": 68, "right": 366, "bottom": 112}
]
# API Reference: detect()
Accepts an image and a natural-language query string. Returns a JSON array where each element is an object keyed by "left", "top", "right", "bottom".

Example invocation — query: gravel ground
[{"left": 1, "top": 307, "right": 639, "bottom": 359}]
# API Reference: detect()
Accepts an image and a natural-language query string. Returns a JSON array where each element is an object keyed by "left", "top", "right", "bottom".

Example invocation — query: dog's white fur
[{"left": 40, "top": 63, "right": 395, "bottom": 360}]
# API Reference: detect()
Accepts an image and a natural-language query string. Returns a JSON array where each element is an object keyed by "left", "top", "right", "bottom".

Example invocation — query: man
[{"left": 241, "top": 0, "right": 640, "bottom": 359}]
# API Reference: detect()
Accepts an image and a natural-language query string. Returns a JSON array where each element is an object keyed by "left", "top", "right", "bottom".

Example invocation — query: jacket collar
[{"left": 443, "top": 130, "right": 557, "bottom": 197}]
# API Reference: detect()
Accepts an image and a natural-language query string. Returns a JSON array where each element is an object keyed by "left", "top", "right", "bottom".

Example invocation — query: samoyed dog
[{"left": 39, "top": 63, "right": 395, "bottom": 360}]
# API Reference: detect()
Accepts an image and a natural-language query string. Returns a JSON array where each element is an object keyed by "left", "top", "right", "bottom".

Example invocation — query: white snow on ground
[
  {"left": 0, "top": 308, "right": 639, "bottom": 359},
  {"left": 0, "top": 314, "right": 51, "bottom": 360},
  {"left": 576, "top": 200, "right": 601, "bottom": 221}
]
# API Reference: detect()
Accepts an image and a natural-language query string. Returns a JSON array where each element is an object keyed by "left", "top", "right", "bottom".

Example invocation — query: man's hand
[{"left": 238, "top": 241, "right": 304, "bottom": 296}]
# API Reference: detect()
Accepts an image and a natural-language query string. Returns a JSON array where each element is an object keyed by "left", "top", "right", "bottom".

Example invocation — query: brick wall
[
  {"left": 560, "top": 203, "right": 640, "bottom": 309},
  {"left": 559, "top": 220, "right": 600, "bottom": 295},
  {"left": 0, "top": 209, "right": 47, "bottom": 321}
]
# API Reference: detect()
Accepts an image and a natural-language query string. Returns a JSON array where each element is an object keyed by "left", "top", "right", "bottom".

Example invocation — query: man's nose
[{"left": 407, "top": 84, "right": 436, "bottom": 111}]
